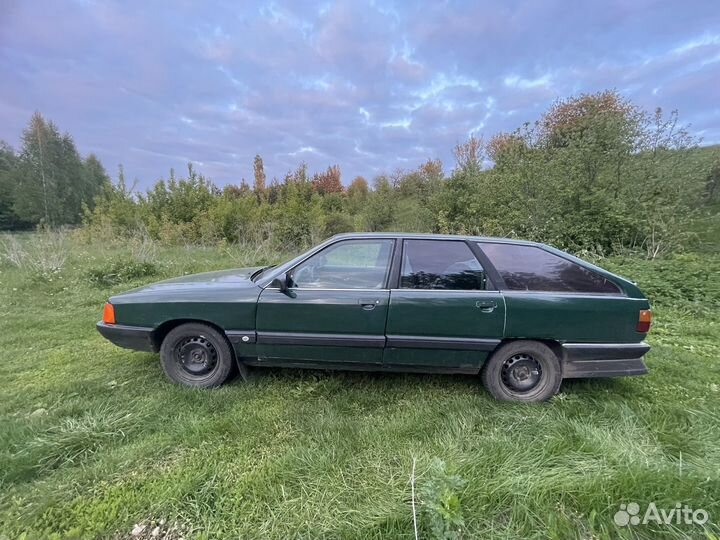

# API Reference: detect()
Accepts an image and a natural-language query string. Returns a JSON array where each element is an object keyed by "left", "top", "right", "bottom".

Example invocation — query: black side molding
[
  {"left": 96, "top": 322, "right": 155, "bottom": 352},
  {"left": 386, "top": 335, "right": 500, "bottom": 351},
  {"left": 246, "top": 357, "right": 479, "bottom": 374},
  {"left": 254, "top": 332, "right": 501, "bottom": 350},
  {"left": 256, "top": 332, "right": 386, "bottom": 348}
]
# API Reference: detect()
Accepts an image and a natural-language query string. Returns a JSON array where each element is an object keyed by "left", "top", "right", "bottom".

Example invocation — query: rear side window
[
  {"left": 479, "top": 243, "right": 621, "bottom": 294},
  {"left": 401, "top": 240, "right": 488, "bottom": 290}
]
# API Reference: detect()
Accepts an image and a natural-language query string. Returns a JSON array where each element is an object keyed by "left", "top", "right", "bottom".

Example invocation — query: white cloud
[
  {"left": 503, "top": 73, "right": 552, "bottom": 89},
  {"left": 288, "top": 146, "right": 318, "bottom": 156}
]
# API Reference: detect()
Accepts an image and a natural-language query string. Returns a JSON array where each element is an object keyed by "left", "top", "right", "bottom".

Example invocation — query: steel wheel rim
[
  {"left": 174, "top": 335, "right": 218, "bottom": 377},
  {"left": 501, "top": 353, "right": 542, "bottom": 393}
]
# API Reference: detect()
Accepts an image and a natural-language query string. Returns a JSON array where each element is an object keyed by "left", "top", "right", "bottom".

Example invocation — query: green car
[{"left": 97, "top": 233, "right": 652, "bottom": 402}]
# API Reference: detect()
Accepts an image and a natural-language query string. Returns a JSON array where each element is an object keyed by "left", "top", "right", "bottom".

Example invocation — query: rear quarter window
[{"left": 479, "top": 243, "right": 621, "bottom": 294}]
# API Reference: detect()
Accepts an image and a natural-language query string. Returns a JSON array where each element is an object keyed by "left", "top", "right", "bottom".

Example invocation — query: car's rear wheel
[
  {"left": 160, "top": 323, "right": 234, "bottom": 388},
  {"left": 481, "top": 340, "right": 562, "bottom": 402}
]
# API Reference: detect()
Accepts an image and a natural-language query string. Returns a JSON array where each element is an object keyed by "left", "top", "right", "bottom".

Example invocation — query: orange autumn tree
[{"left": 313, "top": 165, "right": 344, "bottom": 195}]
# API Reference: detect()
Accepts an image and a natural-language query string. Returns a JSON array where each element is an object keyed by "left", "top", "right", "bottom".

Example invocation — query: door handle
[
  {"left": 475, "top": 300, "right": 497, "bottom": 313},
  {"left": 359, "top": 299, "right": 381, "bottom": 311}
]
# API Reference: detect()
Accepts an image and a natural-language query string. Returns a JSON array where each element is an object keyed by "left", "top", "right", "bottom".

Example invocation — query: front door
[
  {"left": 256, "top": 238, "right": 395, "bottom": 365},
  {"left": 384, "top": 239, "right": 506, "bottom": 372}
]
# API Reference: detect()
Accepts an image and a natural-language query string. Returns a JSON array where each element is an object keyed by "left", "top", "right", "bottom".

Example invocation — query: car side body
[{"left": 97, "top": 233, "right": 652, "bottom": 401}]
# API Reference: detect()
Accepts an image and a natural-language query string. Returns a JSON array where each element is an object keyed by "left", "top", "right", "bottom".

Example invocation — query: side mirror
[
  {"left": 270, "top": 276, "right": 287, "bottom": 292},
  {"left": 270, "top": 272, "right": 294, "bottom": 296}
]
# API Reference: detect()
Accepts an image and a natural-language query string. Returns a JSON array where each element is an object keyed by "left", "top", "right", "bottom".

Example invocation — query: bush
[
  {"left": 86, "top": 258, "right": 159, "bottom": 286},
  {"left": 604, "top": 253, "right": 720, "bottom": 308}
]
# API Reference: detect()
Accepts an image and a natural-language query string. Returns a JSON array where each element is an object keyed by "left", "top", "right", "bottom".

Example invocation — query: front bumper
[
  {"left": 562, "top": 342, "right": 650, "bottom": 378},
  {"left": 96, "top": 322, "right": 156, "bottom": 352}
]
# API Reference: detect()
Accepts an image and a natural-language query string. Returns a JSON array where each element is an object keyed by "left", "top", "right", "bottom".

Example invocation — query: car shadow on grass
[
  {"left": 229, "top": 364, "right": 639, "bottom": 402},
  {"left": 232, "top": 364, "right": 479, "bottom": 387}
]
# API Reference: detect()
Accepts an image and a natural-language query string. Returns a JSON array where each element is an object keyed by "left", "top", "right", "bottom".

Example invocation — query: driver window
[{"left": 289, "top": 239, "right": 394, "bottom": 289}]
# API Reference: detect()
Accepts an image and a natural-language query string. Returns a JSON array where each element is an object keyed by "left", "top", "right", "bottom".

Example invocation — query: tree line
[{"left": 2, "top": 91, "right": 719, "bottom": 257}]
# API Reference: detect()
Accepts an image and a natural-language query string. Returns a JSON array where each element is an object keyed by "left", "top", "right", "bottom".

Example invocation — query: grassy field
[{"left": 0, "top": 233, "right": 718, "bottom": 540}]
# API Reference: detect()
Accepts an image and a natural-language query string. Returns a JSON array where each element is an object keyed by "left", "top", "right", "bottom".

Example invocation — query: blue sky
[{"left": 1, "top": 0, "right": 719, "bottom": 187}]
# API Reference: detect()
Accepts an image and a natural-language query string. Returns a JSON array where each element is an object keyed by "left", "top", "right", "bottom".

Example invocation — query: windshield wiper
[{"left": 251, "top": 264, "right": 276, "bottom": 282}]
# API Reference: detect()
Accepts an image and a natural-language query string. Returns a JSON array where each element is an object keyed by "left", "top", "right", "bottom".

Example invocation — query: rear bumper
[
  {"left": 561, "top": 342, "right": 650, "bottom": 378},
  {"left": 96, "top": 322, "right": 155, "bottom": 352}
]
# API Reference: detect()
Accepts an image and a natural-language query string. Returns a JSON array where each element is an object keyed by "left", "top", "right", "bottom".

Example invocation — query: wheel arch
[
  {"left": 488, "top": 338, "right": 566, "bottom": 365},
  {"left": 151, "top": 318, "right": 232, "bottom": 352}
]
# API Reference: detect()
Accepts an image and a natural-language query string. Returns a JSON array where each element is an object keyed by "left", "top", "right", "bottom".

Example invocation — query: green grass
[{"left": 0, "top": 235, "right": 719, "bottom": 539}]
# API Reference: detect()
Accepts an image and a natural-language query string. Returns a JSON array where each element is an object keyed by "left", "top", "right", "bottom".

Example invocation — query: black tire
[
  {"left": 160, "top": 323, "right": 234, "bottom": 388},
  {"left": 481, "top": 340, "right": 562, "bottom": 402}
]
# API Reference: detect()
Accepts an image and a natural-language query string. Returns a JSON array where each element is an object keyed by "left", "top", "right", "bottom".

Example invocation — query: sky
[{"left": 1, "top": 0, "right": 719, "bottom": 188}]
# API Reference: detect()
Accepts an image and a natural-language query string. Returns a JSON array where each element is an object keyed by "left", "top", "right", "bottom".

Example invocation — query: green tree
[
  {"left": 12, "top": 112, "right": 101, "bottom": 227},
  {"left": 82, "top": 165, "right": 141, "bottom": 239},
  {"left": 362, "top": 176, "right": 395, "bottom": 231},
  {"left": 347, "top": 176, "right": 369, "bottom": 215},
  {"left": 273, "top": 178, "right": 323, "bottom": 248},
  {"left": 392, "top": 159, "right": 445, "bottom": 232},
  {"left": 140, "top": 163, "right": 218, "bottom": 242},
  {"left": 82, "top": 154, "right": 111, "bottom": 210},
  {"left": 14, "top": 112, "right": 58, "bottom": 225},
  {"left": 0, "top": 141, "right": 22, "bottom": 229}
]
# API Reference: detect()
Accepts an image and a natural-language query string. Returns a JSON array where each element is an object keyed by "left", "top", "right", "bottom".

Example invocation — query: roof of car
[{"left": 330, "top": 232, "right": 543, "bottom": 247}]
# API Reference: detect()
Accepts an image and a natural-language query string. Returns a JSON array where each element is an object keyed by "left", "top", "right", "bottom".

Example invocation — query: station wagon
[{"left": 97, "top": 233, "right": 652, "bottom": 401}]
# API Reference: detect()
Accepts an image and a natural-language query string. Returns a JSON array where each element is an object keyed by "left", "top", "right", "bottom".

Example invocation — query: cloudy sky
[{"left": 1, "top": 1, "right": 719, "bottom": 187}]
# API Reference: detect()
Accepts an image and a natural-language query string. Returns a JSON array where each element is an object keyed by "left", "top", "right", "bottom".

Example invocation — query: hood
[
  {"left": 111, "top": 267, "right": 264, "bottom": 301},
  {"left": 153, "top": 267, "right": 262, "bottom": 285}
]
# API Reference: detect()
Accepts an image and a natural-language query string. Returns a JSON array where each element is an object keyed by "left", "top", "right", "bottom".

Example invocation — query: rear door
[
  {"left": 383, "top": 239, "right": 505, "bottom": 372},
  {"left": 256, "top": 238, "right": 394, "bottom": 365}
]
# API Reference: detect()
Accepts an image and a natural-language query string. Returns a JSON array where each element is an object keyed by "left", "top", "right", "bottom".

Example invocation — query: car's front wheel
[
  {"left": 160, "top": 323, "right": 234, "bottom": 388},
  {"left": 481, "top": 340, "right": 562, "bottom": 402}
]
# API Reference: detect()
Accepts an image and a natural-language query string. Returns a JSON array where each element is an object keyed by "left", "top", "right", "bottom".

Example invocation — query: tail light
[
  {"left": 102, "top": 302, "right": 116, "bottom": 324},
  {"left": 636, "top": 309, "right": 652, "bottom": 333}
]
